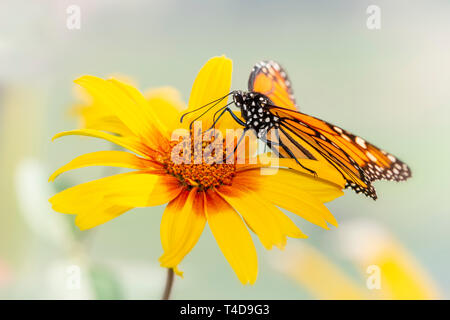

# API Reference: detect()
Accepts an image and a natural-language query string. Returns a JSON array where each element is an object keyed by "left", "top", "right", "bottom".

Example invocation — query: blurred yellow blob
[{"left": 271, "top": 220, "right": 440, "bottom": 300}]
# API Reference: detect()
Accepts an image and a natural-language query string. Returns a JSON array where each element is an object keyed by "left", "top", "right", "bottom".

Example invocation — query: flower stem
[{"left": 162, "top": 268, "right": 174, "bottom": 300}]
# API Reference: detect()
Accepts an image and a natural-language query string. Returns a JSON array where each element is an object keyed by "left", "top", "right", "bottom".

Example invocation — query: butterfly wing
[
  {"left": 249, "top": 60, "right": 297, "bottom": 111},
  {"left": 247, "top": 60, "right": 411, "bottom": 199},
  {"left": 267, "top": 106, "right": 412, "bottom": 199},
  {"left": 249, "top": 61, "right": 317, "bottom": 160}
]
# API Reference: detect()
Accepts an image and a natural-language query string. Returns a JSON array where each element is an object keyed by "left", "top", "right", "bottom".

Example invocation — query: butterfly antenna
[
  {"left": 188, "top": 100, "right": 234, "bottom": 131},
  {"left": 180, "top": 91, "right": 234, "bottom": 124}
]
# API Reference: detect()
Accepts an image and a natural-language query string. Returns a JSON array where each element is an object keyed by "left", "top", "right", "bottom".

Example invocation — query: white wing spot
[
  {"left": 334, "top": 126, "right": 343, "bottom": 133},
  {"left": 355, "top": 137, "right": 367, "bottom": 148},
  {"left": 366, "top": 151, "right": 377, "bottom": 162}
]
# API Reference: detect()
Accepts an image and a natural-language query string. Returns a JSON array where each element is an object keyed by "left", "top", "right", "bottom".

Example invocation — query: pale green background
[{"left": 0, "top": 0, "right": 449, "bottom": 299}]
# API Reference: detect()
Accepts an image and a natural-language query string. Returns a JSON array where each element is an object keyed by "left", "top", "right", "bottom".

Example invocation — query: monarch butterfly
[{"left": 183, "top": 61, "right": 411, "bottom": 200}]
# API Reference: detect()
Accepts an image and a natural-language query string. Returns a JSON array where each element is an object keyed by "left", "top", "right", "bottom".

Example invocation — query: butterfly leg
[
  {"left": 225, "top": 128, "right": 248, "bottom": 162},
  {"left": 205, "top": 106, "right": 229, "bottom": 132},
  {"left": 225, "top": 107, "right": 246, "bottom": 126},
  {"left": 280, "top": 142, "right": 317, "bottom": 177},
  {"left": 204, "top": 106, "right": 246, "bottom": 133},
  {"left": 261, "top": 128, "right": 317, "bottom": 176},
  {"left": 257, "top": 134, "right": 316, "bottom": 176}
]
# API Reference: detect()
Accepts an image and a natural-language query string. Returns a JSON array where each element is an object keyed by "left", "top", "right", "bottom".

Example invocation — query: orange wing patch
[
  {"left": 248, "top": 61, "right": 297, "bottom": 111},
  {"left": 269, "top": 106, "right": 411, "bottom": 199}
]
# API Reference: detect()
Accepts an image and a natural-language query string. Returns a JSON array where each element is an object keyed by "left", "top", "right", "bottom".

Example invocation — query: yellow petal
[
  {"left": 251, "top": 168, "right": 341, "bottom": 228},
  {"left": 172, "top": 266, "right": 184, "bottom": 277},
  {"left": 239, "top": 157, "right": 346, "bottom": 190},
  {"left": 107, "top": 174, "right": 182, "bottom": 207},
  {"left": 77, "top": 110, "right": 132, "bottom": 136},
  {"left": 49, "top": 172, "right": 180, "bottom": 215},
  {"left": 218, "top": 185, "right": 306, "bottom": 250},
  {"left": 267, "top": 168, "right": 344, "bottom": 203},
  {"left": 205, "top": 190, "right": 258, "bottom": 285},
  {"left": 216, "top": 110, "right": 246, "bottom": 132},
  {"left": 49, "top": 150, "right": 153, "bottom": 182},
  {"left": 341, "top": 222, "right": 441, "bottom": 299},
  {"left": 184, "top": 56, "right": 233, "bottom": 129},
  {"left": 72, "top": 77, "right": 133, "bottom": 136},
  {"left": 75, "top": 203, "right": 131, "bottom": 230},
  {"left": 271, "top": 242, "right": 367, "bottom": 299},
  {"left": 144, "top": 87, "right": 186, "bottom": 133},
  {"left": 74, "top": 76, "right": 166, "bottom": 149},
  {"left": 260, "top": 186, "right": 336, "bottom": 229},
  {"left": 52, "top": 128, "right": 150, "bottom": 157},
  {"left": 159, "top": 189, "right": 206, "bottom": 269}
]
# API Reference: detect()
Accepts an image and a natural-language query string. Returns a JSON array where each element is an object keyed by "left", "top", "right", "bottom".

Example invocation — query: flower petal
[
  {"left": 52, "top": 128, "right": 150, "bottom": 157},
  {"left": 277, "top": 158, "right": 346, "bottom": 189},
  {"left": 237, "top": 156, "right": 346, "bottom": 190},
  {"left": 49, "top": 172, "right": 181, "bottom": 215},
  {"left": 271, "top": 242, "right": 367, "bottom": 299},
  {"left": 241, "top": 168, "right": 341, "bottom": 228},
  {"left": 49, "top": 150, "right": 154, "bottom": 182},
  {"left": 75, "top": 203, "right": 131, "bottom": 230},
  {"left": 339, "top": 221, "right": 441, "bottom": 299},
  {"left": 105, "top": 174, "right": 182, "bottom": 207},
  {"left": 77, "top": 109, "right": 132, "bottom": 136},
  {"left": 159, "top": 189, "right": 206, "bottom": 270},
  {"left": 72, "top": 84, "right": 132, "bottom": 136},
  {"left": 218, "top": 185, "right": 306, "bottom": 250},
  {"left": 184, "top": 56, "right": 233, "bottom": 129},
  {"left": 259, "top": 168, "right": 344, "bottom": 203},
  {"left": 144, "top": 87, "right": 186, "bottom": 132},
  {"left": 205, "top": 190, "right": 258, "bottom": 284},
  {"left": 216, "top": 110, "right": 245, "bottom": 132},
  {"left": 74, "top": 76, "right": 167, "bottom": 149}
]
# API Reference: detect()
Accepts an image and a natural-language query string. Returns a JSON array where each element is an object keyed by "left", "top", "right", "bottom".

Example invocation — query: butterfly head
[{"left": 232, "top": 91, "right": 280, "bottom": 136}]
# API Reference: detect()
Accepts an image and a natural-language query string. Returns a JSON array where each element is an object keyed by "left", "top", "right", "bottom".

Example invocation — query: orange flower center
[{"left": 163, "top": 132, "right": 236, "bottom": 190}]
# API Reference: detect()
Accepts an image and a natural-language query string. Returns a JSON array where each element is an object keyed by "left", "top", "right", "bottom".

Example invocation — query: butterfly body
[{"left": 232, "top": 90, "right": 280, "bottom": 137}]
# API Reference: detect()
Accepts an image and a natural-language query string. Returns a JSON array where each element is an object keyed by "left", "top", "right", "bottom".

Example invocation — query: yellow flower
[
  {"left": 271, "top": 221, "right": 440, "bottom": 299},
  {"left": 340, "top": 220, "right": 440, "bottom": 299},
  {"left": 49, "top": 56, "right": 345, "bottom": 284},
  {"left": 271, "top": 242, "right": 367, "bottom": 299}
]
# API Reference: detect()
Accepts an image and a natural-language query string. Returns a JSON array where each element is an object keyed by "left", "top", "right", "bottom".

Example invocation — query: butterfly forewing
[
  {"left": 270, "top": 106, "right": 411, "bottom": 198},
  {"left": 249, "top": 60, "right": 297, "bottom": 111},
  {"left": 263, "top": 126, "right": 316, "bottom": 161}
]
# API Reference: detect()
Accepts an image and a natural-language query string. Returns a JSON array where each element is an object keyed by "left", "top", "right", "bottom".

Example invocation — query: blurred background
[{"left": 1, "top": 0, "right": 449, "bottom": 299}]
